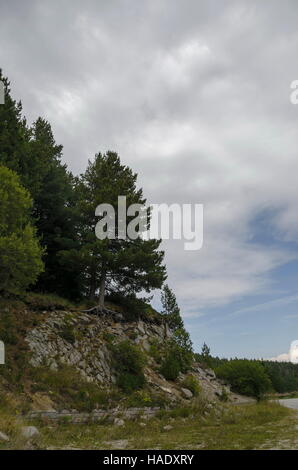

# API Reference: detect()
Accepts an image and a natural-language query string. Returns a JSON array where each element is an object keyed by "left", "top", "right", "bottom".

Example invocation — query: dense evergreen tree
[
  {"left": 71, "top": 151, "right": 167, "bottom": 306},
  {"left": 0, "top": 70, "right": 52, "bottom": 195},
  {"left": 0, "top": 70, "right": 31, "bottom": 180},
  {"left": 29, "top": 118, "right": 82, "bottom": 298}
]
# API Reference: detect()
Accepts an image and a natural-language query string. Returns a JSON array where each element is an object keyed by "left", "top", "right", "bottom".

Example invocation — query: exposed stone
[
  {"left": 114, "top": 418, "right": 125, "bottom": 426},
  {"left": 159, "top": 386, "right": 174, "bottom": 394},
  {"left": 205, "top": 368, "right": 216, "bottom": 379},
  {"left": 163, "top": 425, "right": 173, "bottom": 431},
  {"left": 21, "top": 426, "right": 39, "bottom": 439},
  {"left": 142, "top": 339, "right": 151, "bottom": 352},
  {"left": 103, "top": 439, "right": 128, "bottom": 449},
  {"left": 137, "top": 321, "right": 146, "bottom": 335},
  {"left": 0, "top": 431, "right": 9, "bottom": 442},
  {"left": 181, "top": 388, "right": 193, "bottom": 399},
  {"left": 26, "top": 406, "right": 161, "bottom": 424}
]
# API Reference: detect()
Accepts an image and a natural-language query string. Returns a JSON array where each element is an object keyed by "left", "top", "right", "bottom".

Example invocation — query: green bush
[
  {"left": 110, "top": 340, "right": 146, "bottom": 393},
  {"left": 160, "top": 354, "right": 181, "bottom": 381},
  {"left": 182, "top": 376, "right": 201, "bottom": 396},
  {"left": 0, "top": 166, "right": 44, "bottom": 295},
  {"left": 126, "top": 390, "right": 153, "bottom": 407},
  {"left": 156, "top": 406, "right": 193, "bottom": 420},
  {"left": 117, "top": 372, "right": 145, "bottom": 393},
  {"left": 59, "top": 322, "right": 76, "bottom": 344},
  {"left": 159, "top": 339, "right": 193, "bottom": 381},
  {"left": 102, "top": 332, "right": 116, "bottom": 344},
  {"left": 218, "top": 387, "right": 229, "bottom": 402},
  {"left": 149, "top": 338, "right": 163, "bottom": 363},
  {"left": 0, "top": 312, "right": 18, "bottom": 345},
  {"left": 174, "top": 345, "right": 193, "bottom": 374},
  {"left": 215, "top": 360, "right": 272, "bottom": 400},
  {"left": 126, "top": 390, "right": 170, "bottom": 408}
]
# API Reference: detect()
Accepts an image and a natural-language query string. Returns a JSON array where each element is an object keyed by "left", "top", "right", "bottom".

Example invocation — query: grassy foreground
[{"left": 1, "top": 401, "right": 298, "bottom": 450}]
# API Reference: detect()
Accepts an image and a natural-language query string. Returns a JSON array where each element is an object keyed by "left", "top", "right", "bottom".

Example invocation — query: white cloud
[
  {"left": 270, "top": 353, "right": 290, "bottom": 362},
  {"left": 1, "top": 0, "right": 298, "bottom": 324}
]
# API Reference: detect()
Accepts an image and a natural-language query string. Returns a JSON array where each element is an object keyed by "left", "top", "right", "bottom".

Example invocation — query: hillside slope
[{"left": 0, "top": 296, "right": 233, "bottom": 413}]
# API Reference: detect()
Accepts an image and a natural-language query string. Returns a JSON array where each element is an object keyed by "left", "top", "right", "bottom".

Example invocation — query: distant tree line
[{"left": 196, "top": 346, "right": 298, "bottom": 397}]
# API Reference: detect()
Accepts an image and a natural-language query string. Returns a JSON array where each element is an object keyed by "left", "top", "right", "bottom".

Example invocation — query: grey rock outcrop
[
  {"left": 25, "top": 309, "right": 231, "bottom": 406},
  {"left": 26, "top": 310, "right": 167, "bottom": 386}
]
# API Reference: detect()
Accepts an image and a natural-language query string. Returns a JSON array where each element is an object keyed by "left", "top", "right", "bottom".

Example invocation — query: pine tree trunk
[{"left": 98, "top": 268, "right": 106, "bottom": 309}]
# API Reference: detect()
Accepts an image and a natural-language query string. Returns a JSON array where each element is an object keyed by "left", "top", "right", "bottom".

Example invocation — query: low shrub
[
  {"left": 102, "top": 332, "right": 116, "bottom": 344},
  {"left": 218, "top": 387, "right": 229, "bottom": 402},
  {"left": 59, "top": 322, "right": 76, "bottom": 344},
  {"left": 126, "top": 390, "right": 153, "bottom": 406},
  {"left": 149, "top": 338, "right": 163, "bottom": 364},
  {"left": 117, "top": 373, "right": 145, "bottom": 393},
  {"left": 159, "top": 338, "right": 193, "bottom": 381},
  {"left": 160, "top": 354, "right": 181, "bottom": 381},
  {"left": 0, "top": 312, "right": 18, "bottom": 345},
  {"left": 182, "top": 375, "right": 201, "bottom": 396},
  {"left": 109, "top": 340, "right": 147, "bottom": 393}
]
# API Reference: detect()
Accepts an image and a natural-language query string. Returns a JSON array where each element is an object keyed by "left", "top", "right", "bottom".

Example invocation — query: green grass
[
  {"left": 181, "top": 375, "right": 201, "bottom": 396},
  {"left": 0, "top": 395, "right": 34, "bottom": 449},
  {"left": 28, "top": 401, "right": 297, "bottom": 450},
  {"left": 0, "top": 400, "right": 295, "bottom": 450}
]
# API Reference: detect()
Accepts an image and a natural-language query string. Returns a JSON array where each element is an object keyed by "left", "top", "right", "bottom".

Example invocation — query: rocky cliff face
[
  {"left": 25, "top": 309, "right": 230, "bottom": 405},
  {"left": 26, "top": 310, "right": 170, "bottom": 386}
]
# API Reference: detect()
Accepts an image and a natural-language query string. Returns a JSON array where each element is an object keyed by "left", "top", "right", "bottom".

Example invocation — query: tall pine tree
[
  {"left": 72, "top": 151, "right": 167, "bottom": 307},
  {"left": 29, "top": 118, "right": 81, "bottom": 298}
]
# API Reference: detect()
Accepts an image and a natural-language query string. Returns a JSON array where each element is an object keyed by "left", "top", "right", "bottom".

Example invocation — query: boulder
[
  {"left": 103, "top": 439, "right": 128, "bottom": 449},
  {"left": 113, "top": 418, "right": 125, "bottom": 426},
  {"left": 21, "top": 426, "right": 39, "bottom": 439},
  {"left": 0, "top": 431, "right": 9, "bottom": 442},
  {"left": 181, "top": 387, "right": 193, "bottom": 399},
  {"left": 163, "top": 425, "right": 173, "bottom": 431}
]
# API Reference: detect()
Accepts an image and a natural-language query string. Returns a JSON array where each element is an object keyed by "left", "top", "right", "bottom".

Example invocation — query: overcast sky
[{"left": 2, "top": 0, "right": 298, "bottom": 358}]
